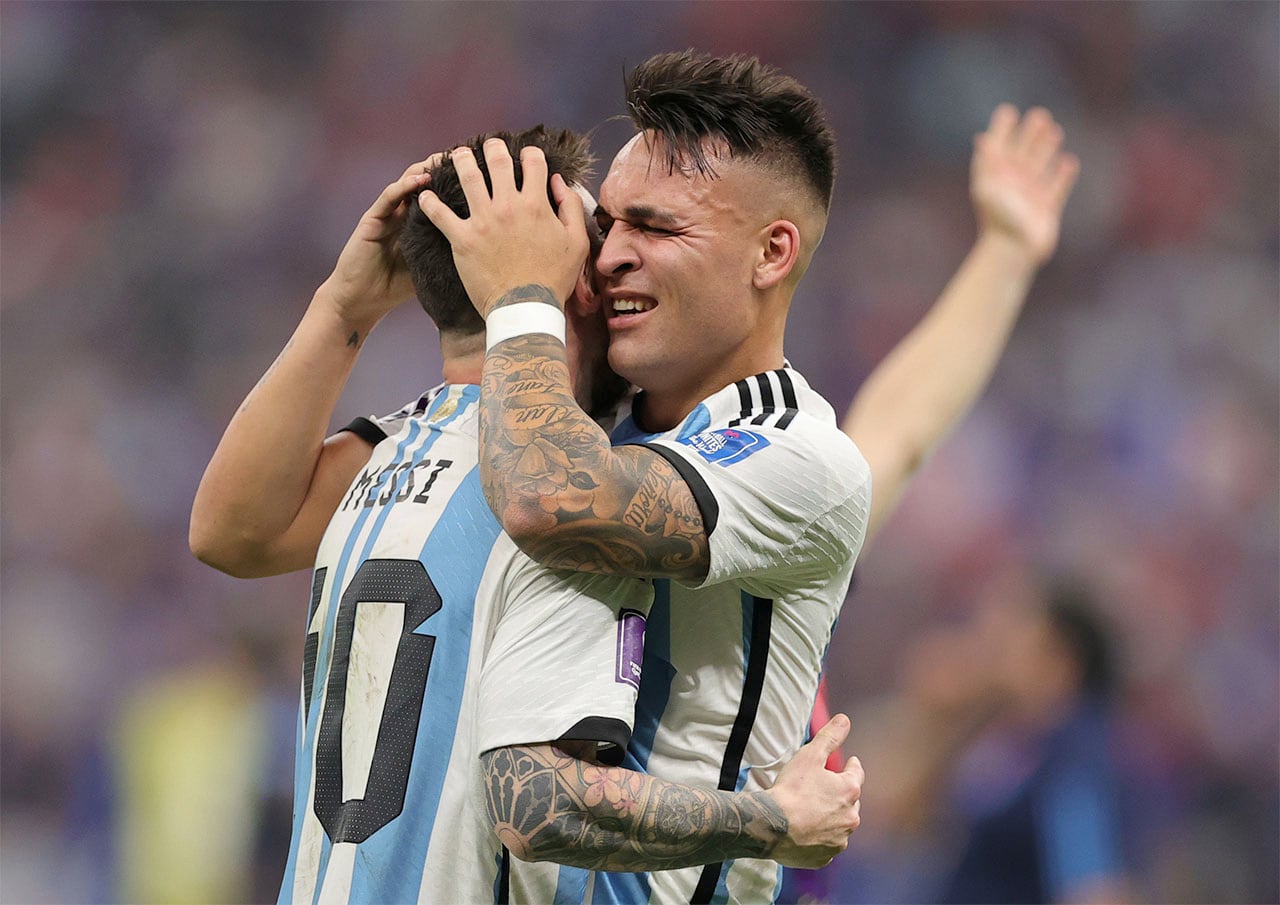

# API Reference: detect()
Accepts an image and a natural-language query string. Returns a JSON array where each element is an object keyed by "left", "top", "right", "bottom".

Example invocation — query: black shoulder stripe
[
  {"left": 639, "top": 442, "right": 719, "bottom": 536},
  {"left": 774, "top": 370, "right": 799, "bottom": 430},
  {"left": 754, "top": 373, "right": 775, "bottom": 410},
  {"left": 728, "top": 378, "right": 753, "bottom": 428},
  {"left": 340, "top": 416, "right": 387, "bottom": 447},
  {"left": 726, "top": 370, "right": 800, "bottom": 431}
]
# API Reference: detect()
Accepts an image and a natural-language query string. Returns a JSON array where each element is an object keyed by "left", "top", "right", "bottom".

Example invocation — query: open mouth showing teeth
[{"left": 612, "top": 298, "right": 655, "bottom": 316}]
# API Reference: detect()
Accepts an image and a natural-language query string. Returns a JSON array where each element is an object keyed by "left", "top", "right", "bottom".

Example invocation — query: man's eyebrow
[{"left": 596, "top": 203, "right": 679, "bottom": 226}]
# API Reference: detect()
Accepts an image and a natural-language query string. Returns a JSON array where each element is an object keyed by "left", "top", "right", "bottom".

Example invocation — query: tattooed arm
[
  {"left": 191, "top": 159, "right": 436, "bottom": 577},
  {"left": 484, "top": 716, "right": 863, "bottom": 871},
  {"left": 480, "top": 288, "right": 709, "bottom": 580},
  {"left": 419, "top": 141, "right": 710, "bottom": 580}
]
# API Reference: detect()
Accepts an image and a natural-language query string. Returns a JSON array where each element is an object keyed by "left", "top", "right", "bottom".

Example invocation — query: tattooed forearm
[
  {"left": 480, "top": 287, "right": 709, "bottom": 580},
  {"left": 483, "top": 745, "right": 787, "bottom": 871}
]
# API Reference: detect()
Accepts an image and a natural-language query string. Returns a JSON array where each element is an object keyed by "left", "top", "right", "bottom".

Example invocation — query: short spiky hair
[
  {"left": 624, "top": 51, "right": 836, "bottom": 210},
  {"left": 400, "top": 125, "right": 594, "bottom": 334}
]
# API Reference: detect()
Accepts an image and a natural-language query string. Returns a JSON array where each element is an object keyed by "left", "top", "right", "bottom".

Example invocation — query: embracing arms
[
  {"left": 190, "top": 161, "right": 436, "bottom": 577},
  {"left": 420, "top": 142, "right": 711, "bottom": 581},
  {"left": 845, "top": 105, "right": 1080, "bottom": 541},
  {"left": 485, "top": 715, "right": 863, "bottom": 871}
]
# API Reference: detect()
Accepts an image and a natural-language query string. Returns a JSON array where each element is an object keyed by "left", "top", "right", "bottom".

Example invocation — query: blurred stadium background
[{"left": 1, "top": 2, "right": 1276, "bottom": 902}]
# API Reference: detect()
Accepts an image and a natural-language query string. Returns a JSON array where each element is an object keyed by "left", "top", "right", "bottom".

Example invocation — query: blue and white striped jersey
[
  {"left": 279, "top": 384, "right": 653, "bottom": 905},
  {"left": 517, "top": 367, "right": 871, "bottom": 904}
]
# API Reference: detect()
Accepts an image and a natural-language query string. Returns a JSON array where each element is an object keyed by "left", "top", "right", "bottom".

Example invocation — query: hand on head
[{"left": 418, "top": 139, "right": 590, "bottom": 319}]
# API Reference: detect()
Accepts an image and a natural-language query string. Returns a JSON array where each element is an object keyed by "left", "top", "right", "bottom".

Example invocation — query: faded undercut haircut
[
  {"left": 400, "top": 125, "right": 595, "bottom": 334},
  {"left": 625, "top": 51, "right": 836, "bottom": 211}
]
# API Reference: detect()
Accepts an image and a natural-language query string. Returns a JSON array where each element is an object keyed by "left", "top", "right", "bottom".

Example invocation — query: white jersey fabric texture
[
  {"left": 278, "top": 384, "right": 653, "bottom": 905},
  {"left": 514, "top": 366, "right": 872, "bottom": 905}
]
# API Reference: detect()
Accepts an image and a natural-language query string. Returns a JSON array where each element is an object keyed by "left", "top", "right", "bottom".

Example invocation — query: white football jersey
[
  {"left": 520, "top": 367, "right": 871, "bottom": 904},
  {"left": 278, "top": 384, "right": 653, "bottom": 905}
]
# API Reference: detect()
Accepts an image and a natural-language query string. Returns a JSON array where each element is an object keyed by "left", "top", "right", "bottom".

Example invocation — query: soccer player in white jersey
[
  {"left": 422, "top": 50, "right": 1079, "bottom": 903},
  {"left": 191, "top": 127, "right": 865, "bottom": 904}
]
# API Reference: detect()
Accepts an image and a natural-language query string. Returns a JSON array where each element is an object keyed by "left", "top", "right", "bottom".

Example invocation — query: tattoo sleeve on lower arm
[
  {"left": 479, "top": 293, "right": 709, "bottom": 579},
  {"left": 482, "top": 745, "right": 787, "bottom": 871}
]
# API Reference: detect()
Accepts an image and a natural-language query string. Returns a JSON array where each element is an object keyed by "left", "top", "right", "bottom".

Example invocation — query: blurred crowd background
[{"left": 2, "top": 2, "right": 1276, "bottom": 903}]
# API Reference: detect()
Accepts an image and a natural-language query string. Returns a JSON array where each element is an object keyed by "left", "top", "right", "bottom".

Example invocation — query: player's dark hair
[
  {"left": 624, "top": 50, "right": 836, "bottom": 210},
  {"left": 1045, "top": 578, "right": 1119, "bottom": 702},
  {"left": 400, "top": 125, "right": 594, "bottom": 334}
]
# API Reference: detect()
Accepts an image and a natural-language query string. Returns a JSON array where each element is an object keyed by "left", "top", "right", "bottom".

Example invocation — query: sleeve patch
[
  {"left": 615, "top": 608, "right": 646, "bottom": 689},
  {"left": 678, "top": 428, "right": 771, "bottom": 466}
]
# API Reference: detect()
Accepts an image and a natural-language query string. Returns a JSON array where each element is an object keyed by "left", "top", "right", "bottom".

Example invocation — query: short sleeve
[
  {"left": 475, "top": 556, "right": 655, "bottom": 766},
  {"left": 640, "top": 420, "right": 871, "bottom": 597},
  {"left": 339, "top": 386, "right": 444, "bottom": 446}
]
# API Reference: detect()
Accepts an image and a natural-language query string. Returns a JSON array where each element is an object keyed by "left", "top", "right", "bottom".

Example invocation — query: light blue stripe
[
  {"left": 609, "top": 402, "right": 710, "bottom": 445},
  {"left": 349, "top": 468, "right": 499, "bottom": 902},
  {"left": 283, "top": 387, "right": 480, "bottom": 903},
  {"left": 553, "top": 865, "right": 588, "bottom": 904},
  {"left": 280, "top": 420, "right": 425, "bottom": 903},
  {"left": 347, "top": 390, "right": 490, "bottom": 902},
  {"left": 590, "top": 870, "right": 647, "bottom": 905},
  {"left": 310, "top": 422, "right": 437, "bottom": 905}
]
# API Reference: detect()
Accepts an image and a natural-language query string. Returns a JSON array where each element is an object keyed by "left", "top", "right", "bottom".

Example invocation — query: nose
[{"left": 594, "top": 223, "right": 639, "bottom": 281}]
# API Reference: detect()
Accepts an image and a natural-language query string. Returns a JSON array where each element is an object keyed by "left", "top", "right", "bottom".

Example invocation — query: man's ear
[
  {"left": 568, "top": 266, "right": 602, "bottom": 316},
  {"left": 753, "top": 220, "right": 801, "bottom": 290}
]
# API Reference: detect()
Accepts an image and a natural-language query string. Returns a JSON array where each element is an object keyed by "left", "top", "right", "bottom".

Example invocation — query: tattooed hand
[
  {"left": 318, "top": 155, "right": 442, "bottom": 341},
  {"left": 764, "top": 713, "right": 864, "bottom": 868},
  {"left": 418, "top": 139, "right": 589, "bottom": 319}
]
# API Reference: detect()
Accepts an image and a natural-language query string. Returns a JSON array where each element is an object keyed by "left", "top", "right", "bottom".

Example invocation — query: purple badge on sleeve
[{"left": 615, "top": 609, "right": 646, "bottom": 689}]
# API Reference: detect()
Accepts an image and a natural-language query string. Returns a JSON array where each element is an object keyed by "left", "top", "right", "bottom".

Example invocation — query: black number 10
[{"left": 310, "top": 558, "right": 443, "bottom": 844}]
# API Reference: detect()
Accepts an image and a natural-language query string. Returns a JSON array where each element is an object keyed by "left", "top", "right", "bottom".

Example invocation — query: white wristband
[{"left": 485, "top": 302, "right": 567, "bottom": 351}]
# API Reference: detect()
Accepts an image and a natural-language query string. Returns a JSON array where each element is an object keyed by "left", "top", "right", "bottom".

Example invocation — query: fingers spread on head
[
  {"left": 451, "top": 146, "right": 490, "bottom": 215},
  {"left": 371, "top": 171, "right": 428, "bottom": 220},
  {"left": 418, "top": 189, "right": 462, "bottom": 237},
  {"left": 521, "top": 146, "right": 549, "bottom": 200},
  {"left": 483, "top": 138, "right": 516, "bottom": 201},
  {"left": 551, "top": 173, "right": 585, "bottom": 230}
]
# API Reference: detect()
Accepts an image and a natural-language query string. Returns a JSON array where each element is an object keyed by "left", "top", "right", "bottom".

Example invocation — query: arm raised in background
[
  {"left": 484, "top": 714, "right": 863, "bottom": 871},
  {"left": 420, "top": 140, "right": 711, "bottom": 581},
  {"left": 845, "top": 105, "right": 1080, "bottom": 541},
  {"left": 189, "top": 160, "right": 437, "bottom": 578}
]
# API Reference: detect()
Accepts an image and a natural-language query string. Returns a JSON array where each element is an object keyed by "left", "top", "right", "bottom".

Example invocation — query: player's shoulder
[
  {"left": 695, "top": 367, "right": 870, "bottom": 485},
  {"left": 364, "top": 383, "right": 481, "bottom": 442}
]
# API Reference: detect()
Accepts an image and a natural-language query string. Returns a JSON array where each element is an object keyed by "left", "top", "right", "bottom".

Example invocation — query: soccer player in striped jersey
[
  {"left": 191, "top": 126, "right": 864, "bottom": 904},
  {"left": 422, "top": 50, "right": 1077, "bottom": 904}
]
